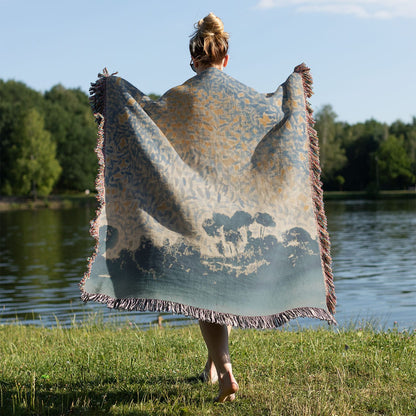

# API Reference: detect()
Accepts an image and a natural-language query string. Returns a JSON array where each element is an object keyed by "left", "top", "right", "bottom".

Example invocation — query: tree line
[
  {"left": 0, "top": 80, "right": 415, "bottom": 197},
  {"left": 0, "top": 80, "right": 97, "bottom": 197},
  {"left": 315, "top": 105, "right": 415, "bottom": 191}
]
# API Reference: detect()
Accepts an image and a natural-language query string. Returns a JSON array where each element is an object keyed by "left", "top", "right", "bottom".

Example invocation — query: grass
[{"left": 0, "top": 320, "right": 415, "bottom": 415}]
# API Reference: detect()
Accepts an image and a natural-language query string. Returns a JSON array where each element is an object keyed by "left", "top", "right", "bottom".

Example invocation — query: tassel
[{"left": 295, "top": 63, "right": 336, "bottom": 315}]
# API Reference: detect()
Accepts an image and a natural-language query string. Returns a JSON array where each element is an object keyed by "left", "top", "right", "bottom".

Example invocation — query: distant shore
[
  {"left": 0, "top": 190, "right": 415, "bottom": 211},
  {"left": 0, "top": 193, "right": 97, "bottom": 211},
  {"left": 323, "top": 190, "right": 416, "bottom": 200}
]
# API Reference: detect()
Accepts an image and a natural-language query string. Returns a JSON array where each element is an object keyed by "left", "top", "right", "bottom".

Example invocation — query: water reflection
[
  {"left": 325, "top": 198, "right": 416, "bottom": 329},
  {"left": 0, "top": 206, "right": 192, "bottom": 327},
  {"left": 0, "top": 199, "right": 415, "bottom": 329}
]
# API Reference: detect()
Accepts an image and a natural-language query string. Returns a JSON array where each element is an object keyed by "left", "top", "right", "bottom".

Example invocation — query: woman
[
  {"left": 82, "top": 12, "right": 335, "bottom": 405},
  {"left": 189, "top": 13, "right": 239, "bottom": 403}
]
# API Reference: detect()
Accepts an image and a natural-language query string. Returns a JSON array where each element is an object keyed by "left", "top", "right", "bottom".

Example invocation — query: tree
[
  {"left": 148, "top": 93, "right": 161, "bottom": 101},
  {"left": 0, "top": 102, "right": 20, "bottom": 194},
  {"left": 341, "top": 119, "right": 388, "bottom": 191},
  {"left": 314, "top": 105, "right": 347, "bottom": 188},
  {"left": 390, "top": 118, "right": 416, "bottom": 181},
  {"left": 44, "top": 85, "right": 97, "bottom": 191},
  {"left": 11, "top": 108, "right": 61, "bottom": 197},
  {"left": 376, "top": 135, "right": 415, "bottom": 189},
  {"left": 0, "top": 80, "right": 45, "bottom": 194}
]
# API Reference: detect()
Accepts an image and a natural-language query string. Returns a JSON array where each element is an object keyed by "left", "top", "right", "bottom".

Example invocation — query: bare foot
[
  {"left": 200, "top": 358, "right": 218, "bottom": 384},
  {"left": 215, "top": 372, "right": 239, "bottom": 403}
]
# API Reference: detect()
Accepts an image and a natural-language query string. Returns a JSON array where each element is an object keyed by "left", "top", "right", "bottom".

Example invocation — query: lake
[{"left": 0, "top": 198, "right": 415, "bottom": 330}]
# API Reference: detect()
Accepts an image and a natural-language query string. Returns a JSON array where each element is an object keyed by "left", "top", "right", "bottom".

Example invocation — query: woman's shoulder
[{"left": 177, "top": 68, "right": 259, "bottom": 100}]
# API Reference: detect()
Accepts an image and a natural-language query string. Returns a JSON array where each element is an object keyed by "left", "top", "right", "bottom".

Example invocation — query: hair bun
[{"left": 197, "top": 12, "right": 225, "bottom": 36}]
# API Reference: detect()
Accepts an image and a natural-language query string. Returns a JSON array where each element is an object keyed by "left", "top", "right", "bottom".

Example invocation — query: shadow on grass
[{"left": 1, "top": 374, "right": 210, "bottom": 415}]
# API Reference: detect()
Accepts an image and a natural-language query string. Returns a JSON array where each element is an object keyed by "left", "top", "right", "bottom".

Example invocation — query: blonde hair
[{"left": 189, "top": 13, "right": 229, "bottom": 66}]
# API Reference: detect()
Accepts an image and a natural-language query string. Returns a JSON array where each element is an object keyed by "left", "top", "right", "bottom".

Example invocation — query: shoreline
[
  {"left": 323, "top": 190, "right": 416, "bottom": 200},
  {"left": 0, "top": 190, "right": 415, "bottom": 211},
  {"left": 0, "top": 194, "right": 97, "bottom": 211}
]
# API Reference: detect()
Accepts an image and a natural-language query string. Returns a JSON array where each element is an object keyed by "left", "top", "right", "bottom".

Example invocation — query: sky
[{"left": 1, "top": 0, "right": 415, "bottom": 125}]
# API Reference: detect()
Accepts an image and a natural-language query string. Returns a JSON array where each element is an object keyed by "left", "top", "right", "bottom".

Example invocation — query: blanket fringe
[
  {"left": 79, "top": 69, "right": 112, "bottom": 293},
  {"left": 295, "top": 63, "right": 336, "bottom": 315},
  {"left": 81, "top": 291, "right": 337, "bottom": 329}
]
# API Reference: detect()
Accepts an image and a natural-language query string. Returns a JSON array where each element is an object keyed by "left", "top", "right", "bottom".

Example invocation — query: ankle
[
  {"left": 217, "top": 364, "right": 234, "bottom": 379},
  {"left": 219, "top": 369, "right": 237, "bottom": 384}
]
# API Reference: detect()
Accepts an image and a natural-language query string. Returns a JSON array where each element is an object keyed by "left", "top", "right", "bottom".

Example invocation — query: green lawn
[{"left": 0, "top": 321, "right": 415, "bottom": 415}]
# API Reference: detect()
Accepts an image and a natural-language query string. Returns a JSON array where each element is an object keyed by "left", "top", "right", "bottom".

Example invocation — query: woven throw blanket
[{"left": 80, "top": 64, "right": 336, "bottom": 328}]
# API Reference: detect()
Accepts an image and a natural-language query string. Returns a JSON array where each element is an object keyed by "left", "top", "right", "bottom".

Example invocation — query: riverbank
[
  {"left": 1, "top": 190, "right": 415, "bottom": 211},
  {"left": 0, "top": 194, "right": 97, "bottom": 211},
  {"left": 323, "top": 190, "right": 416, "bottom": 200},
  {"left": 1, "top": 322, "right": 414, "bottom": 415}
]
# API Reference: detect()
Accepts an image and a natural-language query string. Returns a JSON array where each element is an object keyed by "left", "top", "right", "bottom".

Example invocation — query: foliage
[
  {"left": 0, "top": 80, "right": 45, "bottom": 195},
  {"left": 9, "top": 108, "right": 61, "bottom": 197},
  {"left": 314, "top": 105, "right": 416, "bottom": 191},
  {"left": 314, "top": 105, "right": 347, "bottom": 183},
  {"left": 0, "top": 322, "right": 415, "bottom": 415},
  {"left": 0, "top": 80, "right": 97, "bottom": 195},
  {"left": 148, "top": 92, "right": 161, "bottom": 101},
  {"left": 44, "top": 85, "right": 98, "bottom": 191},
  {"left": 376, "top": 135, "right": 415, "bottom": 189}
]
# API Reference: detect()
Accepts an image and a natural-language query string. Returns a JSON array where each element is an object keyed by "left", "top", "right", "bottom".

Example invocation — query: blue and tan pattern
[{"left": 80, "top": 65, "right": 336, "bottom": 328}]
